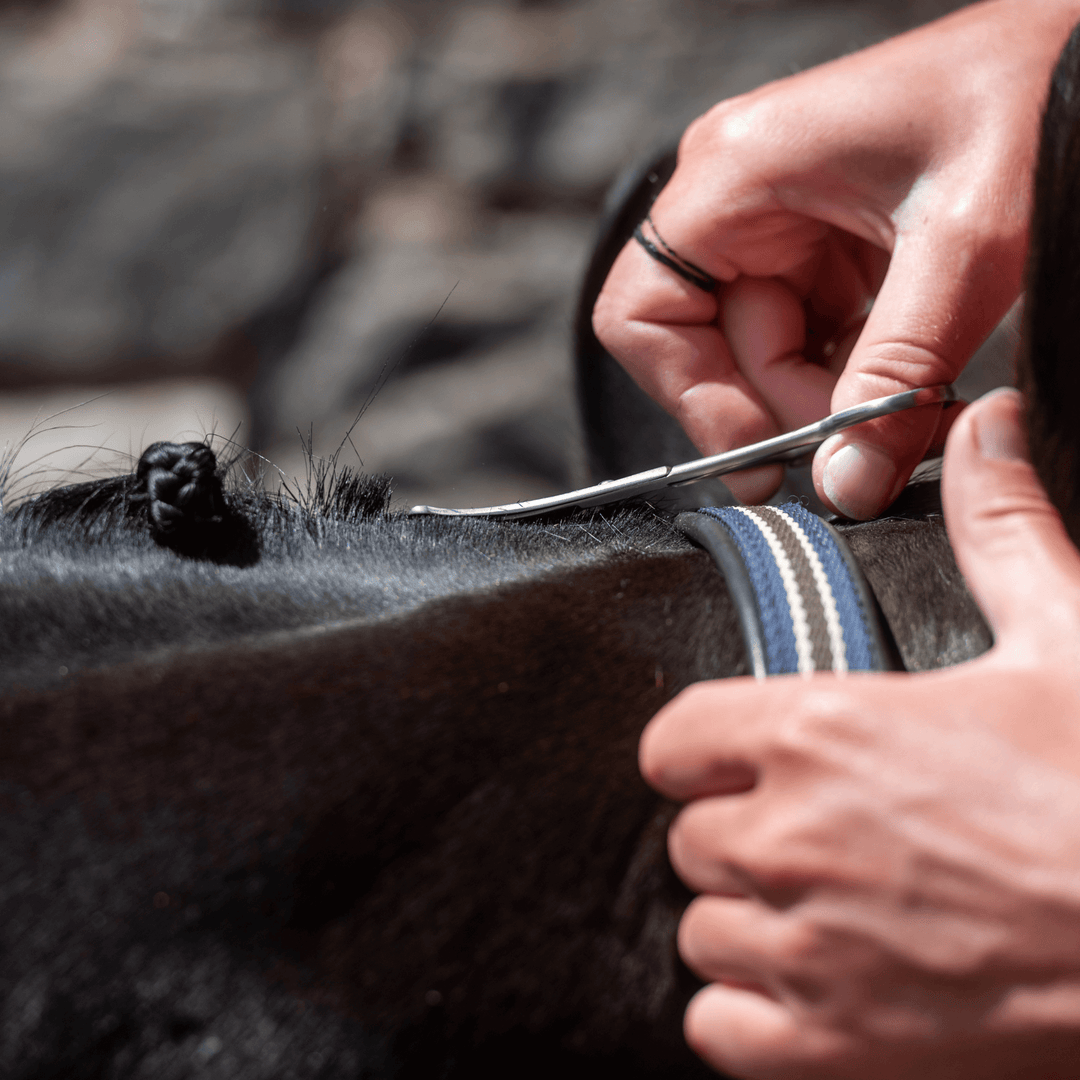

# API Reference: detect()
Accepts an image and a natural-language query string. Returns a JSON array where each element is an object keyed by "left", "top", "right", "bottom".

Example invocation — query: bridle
[{"left": 677, "top": 504, "right": 894, "bottom": 678}]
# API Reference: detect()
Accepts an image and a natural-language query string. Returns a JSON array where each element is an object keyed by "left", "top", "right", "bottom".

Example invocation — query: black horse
[{"left": 7, "top": 21, "right": 1080, "bottom": 1079}]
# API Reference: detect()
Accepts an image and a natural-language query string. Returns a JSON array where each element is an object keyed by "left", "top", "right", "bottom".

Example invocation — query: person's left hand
[{"left": 640, "top": 388, "right": 1080, "bottom": 1079}]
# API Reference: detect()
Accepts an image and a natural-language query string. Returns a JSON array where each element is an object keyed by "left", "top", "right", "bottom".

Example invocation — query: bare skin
[
  {"left": 640, "top": 390, "right": 1080, "bottom": 1078},
  {"left": 608, "top": 4, "right": 1080, "bottom": 1074},
  {"left": 593, "top": 0, "right": 1080, "bottom": 517}
]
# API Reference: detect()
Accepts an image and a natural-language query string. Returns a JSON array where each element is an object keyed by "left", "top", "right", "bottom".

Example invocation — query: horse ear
[{"left": 1020, "top": 20, "right": 1080, "bottom": 543}]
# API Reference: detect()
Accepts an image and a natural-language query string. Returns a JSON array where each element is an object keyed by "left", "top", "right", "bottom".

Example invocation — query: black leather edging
[{"left": 676, "top": 511, "right": 768, "bottom": 679}]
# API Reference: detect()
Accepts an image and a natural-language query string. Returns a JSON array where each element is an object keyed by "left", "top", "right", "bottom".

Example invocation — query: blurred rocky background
[{"left": 0, "top": 0, "right": 1008, "bottom": 510}]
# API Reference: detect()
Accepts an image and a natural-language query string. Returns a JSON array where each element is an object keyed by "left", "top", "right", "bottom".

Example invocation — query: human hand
[
  {"left": 593, "top": 0, "right": 1080, "bottom": 517},
  {"left": 639, "top": 388, "right": 1080, "bottom": 1078}
]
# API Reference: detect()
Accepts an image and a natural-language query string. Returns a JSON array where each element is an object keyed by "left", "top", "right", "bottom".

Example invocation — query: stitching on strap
[
  {"left": 767, "top": 507, "right": 847, "bottom": 674},
  {"left": 684, "top": 504, "right": 889, "bottom": 676},
  {"left": 732, "top": 507, "right": 815, "bottom": 676}
]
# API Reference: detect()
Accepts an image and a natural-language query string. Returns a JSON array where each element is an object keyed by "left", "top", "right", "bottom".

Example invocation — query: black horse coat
[
  {"left": 0, "top": 450, "right": 989, "bottom": 1079},
  {"left": 10, "top": 15, "right": 1080, "bottom": 1078}
]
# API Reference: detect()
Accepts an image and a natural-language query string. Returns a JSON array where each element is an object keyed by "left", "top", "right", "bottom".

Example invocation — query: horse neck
[
  {"left": 1, "top": 535, "right": 746, "bottom": 821},
  {"left": 0, "top": 532, "right": 738, "bottom": 1057},
  {"left": 0, "top": 480, "right": 991, "bottom": 1066}
]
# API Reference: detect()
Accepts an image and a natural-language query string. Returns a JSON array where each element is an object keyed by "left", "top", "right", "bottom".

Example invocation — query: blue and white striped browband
[{"left": 676, "top": 504, "right": 894, "bottom": 678}]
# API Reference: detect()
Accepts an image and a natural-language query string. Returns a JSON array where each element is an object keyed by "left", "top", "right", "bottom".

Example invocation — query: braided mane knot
[{"left": 135, "top": 441, "right": 225, "bottom": 535}]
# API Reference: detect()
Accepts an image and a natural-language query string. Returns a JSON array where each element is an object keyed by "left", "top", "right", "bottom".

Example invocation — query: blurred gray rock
[
  {"left": 0, "top": 0, "right": 1000, "bottom": 510},
  {"left": 0, "top": 0, "right": 331, "bottom": 378}
]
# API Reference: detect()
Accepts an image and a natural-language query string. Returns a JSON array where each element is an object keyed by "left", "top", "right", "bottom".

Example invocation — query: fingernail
[
  {"left": 822, "top": 441, "right": 898, "bottom": 520},
  {"left": 975, "top": 388, "right": 1025, "bottom": 460}
]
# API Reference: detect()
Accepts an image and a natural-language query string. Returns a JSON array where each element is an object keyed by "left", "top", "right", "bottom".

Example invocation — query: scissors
[{"left": 409, "top": 384, "right": 957, "bottom": 521}]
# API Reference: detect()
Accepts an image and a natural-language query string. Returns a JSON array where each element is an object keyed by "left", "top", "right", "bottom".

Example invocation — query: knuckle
[
  {"left": 671, "top": 803, "right": 804, "bottom": 896},
  {"left": 682, "top": 94, "right": 775, "bottom": 159},
  {"left": 719, "top": 805, "right": 817, "bottom": 882},
  {"left": 768, "top": 689, "right": 872, "bottom": 763},
  {"left": 932, "top": 186, "right": 1026, "bottom": 254},
  {"left": 590, "top": 286, "right": 620, "bottom": 344},
  {"left": 969, "top": 484, "right": 1056, "bottom": 530},
  {"left": 671, "top": 681, "right": 728, "bottom": 737},
  {"left": 933, "top": 191, "right": 985, "bottom": 236},
  {"left": 677, "top": 898, "right": 736, "bottom": 978},
  {"left": 666, "top": 806, "right": 695, "bottom": 864},
  {"left": 670, "top": 799, "right": 726, "bottom": 863},
  {"left": 591, "top": 287, "right": 641, "bottom": 357},
  {"left": 676, "top": 895, "right": 713, "bottom": 958},
  {"left": 725, "top": 827, "right": 808, "bottom": 892},
  {"left": 772, "top": 918, "right": 824, "bottom": 972},
  {"left": 852, "top": 342, "right": 955, "bottom": 388},
  {"left": 679, "top": 112, "right": 708, "bottom": 154},
  {"left": 679, "top": 680, "right": 722, "bottom": 714}
]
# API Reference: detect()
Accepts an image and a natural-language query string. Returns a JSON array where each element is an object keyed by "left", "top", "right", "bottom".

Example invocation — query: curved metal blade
[{"left": 409, "top": 384, "right": 957, "bottom": 521}]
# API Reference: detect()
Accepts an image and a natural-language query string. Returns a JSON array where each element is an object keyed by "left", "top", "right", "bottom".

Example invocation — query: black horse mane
[
  {"left": 3, "top": 439, "right": 687, "bottom": 560},
  {"left": 4, "top": 442, "right": 394, "bottom": 558},
  {"left": 0, "top": 440, "right": 700, "bottom": 696}
]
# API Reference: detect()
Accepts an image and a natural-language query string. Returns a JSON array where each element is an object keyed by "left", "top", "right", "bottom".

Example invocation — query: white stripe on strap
[
  {"left": 774, "top": 507, "right": 848, "bottom": 675},
  {"left": 733, "top": 506, "right": 815, "bottom": 676}
]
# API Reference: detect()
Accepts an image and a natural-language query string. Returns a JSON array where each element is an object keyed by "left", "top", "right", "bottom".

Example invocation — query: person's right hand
[{"left": 593, "top": 0, "right": 1080, "bottom": 517}]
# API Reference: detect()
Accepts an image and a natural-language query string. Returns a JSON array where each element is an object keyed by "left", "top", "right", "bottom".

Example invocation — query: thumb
[
  {"left": 942, "top": 388, "right": 1080, "bottom": 658},
  {"left": 813, "top": 219, "right": 1021, "bottom": 519}
]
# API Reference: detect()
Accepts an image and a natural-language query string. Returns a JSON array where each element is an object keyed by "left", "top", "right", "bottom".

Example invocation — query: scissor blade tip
[{"left": 409, "top": 505, "right": 458, "bottom": 515}]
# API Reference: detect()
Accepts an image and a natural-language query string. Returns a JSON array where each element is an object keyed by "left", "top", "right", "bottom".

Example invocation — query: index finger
[
  {"left": 638, "top": 675, "right": 901, "bottom": 802},
  {"left": 637, "top": 678, "right": 794, "bottom": 801}
]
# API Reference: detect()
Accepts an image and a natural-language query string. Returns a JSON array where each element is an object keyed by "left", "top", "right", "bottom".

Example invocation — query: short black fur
[{"left": 10, "top": 20, "right": 1080, "bottom": 1077}]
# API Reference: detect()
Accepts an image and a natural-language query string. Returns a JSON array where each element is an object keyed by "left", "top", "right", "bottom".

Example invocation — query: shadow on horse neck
[{"left": 7, "top": 20, "right": 1080, "bottom": 1079}]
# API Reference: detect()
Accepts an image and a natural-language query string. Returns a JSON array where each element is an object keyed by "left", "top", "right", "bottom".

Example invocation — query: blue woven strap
[{"left": 676, "top": 505, "right": 892, "bottom": 678}]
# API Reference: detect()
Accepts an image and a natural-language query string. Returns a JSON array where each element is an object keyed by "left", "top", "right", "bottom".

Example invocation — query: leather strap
[{"left": 676, "top": 505, "right": 894, "bottom": 678}]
